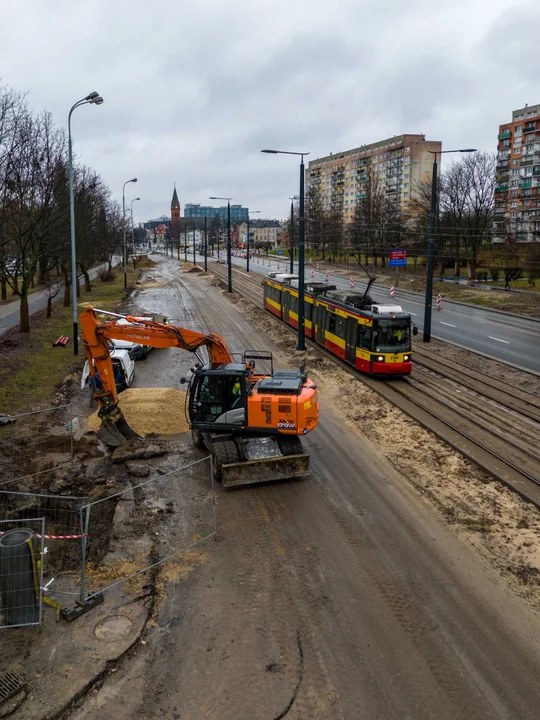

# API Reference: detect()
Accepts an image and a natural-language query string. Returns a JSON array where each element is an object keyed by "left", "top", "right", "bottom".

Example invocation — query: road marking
[
  {"left": 489, "top": 336, "right": 510, "bottom": 344},
  {"left": 440, "top": 322, "right": 456, "bottom": 327},
  {"left": 409, "top": 312, "right": 418, "bottom": 316}
]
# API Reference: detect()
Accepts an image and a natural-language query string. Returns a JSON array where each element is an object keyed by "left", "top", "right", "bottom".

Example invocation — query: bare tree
[{"left": 2, "top": 108, "right": 67, "bottom": 330}]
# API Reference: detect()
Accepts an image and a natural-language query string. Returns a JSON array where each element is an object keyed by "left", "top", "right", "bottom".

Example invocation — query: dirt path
[{"left": 67, "top": 257, "right": 540, "bottom": 720}]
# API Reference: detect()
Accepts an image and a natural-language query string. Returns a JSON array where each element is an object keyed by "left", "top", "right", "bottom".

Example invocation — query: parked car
[
  {"left": 81, "top": 348, "right": 135, "bottom": 393},
  {"left": 115, "top": 314, "right": 168, "bottom": 359}
]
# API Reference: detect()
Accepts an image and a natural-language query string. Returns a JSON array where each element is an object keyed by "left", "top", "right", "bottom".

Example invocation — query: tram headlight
[
  {"left": 404, "top": 355, "right": 410, "bottom": 361},
  {"left": 378, "top": 356, "right": 384, "bottom": 362}
]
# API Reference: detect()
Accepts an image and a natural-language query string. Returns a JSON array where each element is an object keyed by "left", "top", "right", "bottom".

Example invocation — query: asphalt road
[
  {"left": 203, "top": 250, "right": 540, "bottom": 373},
  {"left": 69, "top": 256, "right": 540, "bottom": 719},
  {"left": 0, "top": 259, "right": 120, "bottom": 335}
]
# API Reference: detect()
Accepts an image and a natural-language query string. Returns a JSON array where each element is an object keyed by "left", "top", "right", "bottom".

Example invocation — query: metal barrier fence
[
  {"left": 81, "top": 456, "right": 215, "bottom": 602},
  {"left": 0, "top": 518, "right": 45, "bottom": 629},
  {"left": 0, "top": 491, "right": 87, "bottom": 609},
  {"left": 0, "top": 404, "right": 74, "bottom": 490}
]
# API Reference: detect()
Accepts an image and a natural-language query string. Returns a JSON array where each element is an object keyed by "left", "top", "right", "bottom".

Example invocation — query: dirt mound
[
  {"left": 182, "top": 262, "right": 204, "bottom": 273},
  {"left": 87, "top": 388, "right": 189, "bottom": 436}
]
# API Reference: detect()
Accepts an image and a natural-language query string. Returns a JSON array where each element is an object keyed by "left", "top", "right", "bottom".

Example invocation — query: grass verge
[{"left": 0, "top": 267, "right": 137, "bottom": 415}]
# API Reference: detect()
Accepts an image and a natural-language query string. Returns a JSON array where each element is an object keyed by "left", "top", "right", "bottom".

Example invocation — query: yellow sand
[{"left": 87, "top": 388, "right": 189, "bottom": 435}]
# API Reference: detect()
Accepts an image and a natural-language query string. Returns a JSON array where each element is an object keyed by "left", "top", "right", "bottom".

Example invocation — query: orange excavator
[{"left": 80, "top": 307, "right": 320, "bottom": 487}]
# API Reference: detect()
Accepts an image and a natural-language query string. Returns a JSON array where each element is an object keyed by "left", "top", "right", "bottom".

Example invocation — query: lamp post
[
  {"left": 122, "top": 178, "right": 137, "bottom": 289},
  {"left": 423, "top": 148, "right": 477, "bottom": 343},
  {"left": 289, "top": 196, "right": 298, "bottom": 273},
  {"left": 204, "top": 216, "right": 208, "bottom": 272},
  {"left": 68, "top": 91, "right": 103, "bottom": 355},
  {"left": 130, "top": 197, "right": 140, "bottom": 257},
  {"left": 262, "top": 150, "right": 310, "bottom": 350},
  {"left": 193, "top": 221, "right": 196, "bottom": 265},
  {"left": 246, "top": 210, "right": 260, "bottom": 272},
  {"left": 210, "top": 197, "right": 232, "bottom": 292},
  {"left": 184, "top": 226, "right": 188, "bottom": 262}
]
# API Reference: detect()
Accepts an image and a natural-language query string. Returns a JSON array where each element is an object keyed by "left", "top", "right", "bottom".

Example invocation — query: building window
[{"left": 513, "top": 159, "right": 520, "bottom": 165}]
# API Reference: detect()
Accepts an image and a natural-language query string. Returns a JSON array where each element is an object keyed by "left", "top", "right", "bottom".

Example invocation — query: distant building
[
  {"left": 184, "top": 203, "right": 249, "bottom": 223},
  {"left": 236, "top": 219, "right": 283, "bottom": 248},
  {"left": 171, "top": 185, "right": 180, "bottom": 221},
  {"left": 494, "top": 103, "right": 540, "bottom": 243},
  {"left": 306, "top": 134, "right": 441, "bottom": 223}
]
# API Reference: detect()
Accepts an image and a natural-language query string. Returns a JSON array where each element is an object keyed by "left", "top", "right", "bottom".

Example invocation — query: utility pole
[
  {"left": 193, "top": 221, "right": 196, "bottom": 265},
  {"left": 204, "top": 216, "right": 208, "bottom": 272}
]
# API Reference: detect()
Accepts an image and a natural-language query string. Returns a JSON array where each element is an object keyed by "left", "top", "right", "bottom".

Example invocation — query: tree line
[
  {"left": 0, "top": 84, "right": 124, "bottom": 332},
  {"left": 297, "top": 151, "right": 539, "bottom": 282}
]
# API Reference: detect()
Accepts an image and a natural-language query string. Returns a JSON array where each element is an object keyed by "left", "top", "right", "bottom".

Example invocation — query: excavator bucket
[
  {"left": 222, "top": 453, "right": 310, "bottom": 489},
  {"left": 97, "top": 408, "right": 141, "bottom": 447}
]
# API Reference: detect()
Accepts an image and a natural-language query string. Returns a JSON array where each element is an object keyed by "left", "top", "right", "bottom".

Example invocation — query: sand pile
[
  {"left": 182, "top": 262, "right": 204, "bottom": 273},
  {"left": 87, "top": 388, "right": 189, "bottom": 435}
]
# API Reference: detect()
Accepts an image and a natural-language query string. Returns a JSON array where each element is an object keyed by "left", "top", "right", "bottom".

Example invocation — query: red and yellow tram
[{"left": 263, "top": 278, "right": 416, "bottom": 376}]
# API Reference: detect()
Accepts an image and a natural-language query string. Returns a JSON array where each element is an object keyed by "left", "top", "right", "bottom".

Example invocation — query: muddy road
[{"left": 68, "top": 256, "right": 540, "bottom": 720}]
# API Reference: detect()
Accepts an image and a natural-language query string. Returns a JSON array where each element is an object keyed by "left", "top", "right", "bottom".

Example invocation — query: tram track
[{"left": 208, "top": 261, "right": 540, "bottom": 508}]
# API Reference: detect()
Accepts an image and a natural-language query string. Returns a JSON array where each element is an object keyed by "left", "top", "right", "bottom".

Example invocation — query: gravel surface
[{"left": 66, "top": 256, "right": 540, "bottom": 720}]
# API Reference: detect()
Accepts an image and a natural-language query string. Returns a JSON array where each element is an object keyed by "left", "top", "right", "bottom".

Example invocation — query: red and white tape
[
  {"left": 350, "top": 277, "right": 354, "bottom": 287},
  {"left": 390, "top": 285, "right": 395, "bottom": 297},
  {"left": 0, "top": 531, "right": 87, "bottom": 540}
]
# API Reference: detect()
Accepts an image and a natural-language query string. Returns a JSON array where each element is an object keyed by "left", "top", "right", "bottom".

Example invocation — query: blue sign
[
  {"left": 277, "top": 251, "right": 283, "bottom": 255},
  {"left": 388, "top": 258, "right": 406, "bottom": 267}
]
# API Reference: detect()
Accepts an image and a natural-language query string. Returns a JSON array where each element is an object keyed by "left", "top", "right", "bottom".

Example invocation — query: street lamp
[
  {"left": 122, "top": 178, "right": 137, "bottom": 289},
  {"left": 130, "top": 197, "right": 140, "bottom": 257},
  {"left": 423, "top": 148, "right": 477, "bottom": 343},
  {"left": 289, "top": 196, "right": 298, "bottom": 273},
  {"left": 246, "top": 210, "right": 260, "bottom": 272},
  {"left": 210, "top": 197, "right": 232, "bottom": 292},
  {"left": 68, "top": 91, "right": 103, "bottom": 355},
  {"left": 262, "top": 150, "right": 310, "bottom": 350}
]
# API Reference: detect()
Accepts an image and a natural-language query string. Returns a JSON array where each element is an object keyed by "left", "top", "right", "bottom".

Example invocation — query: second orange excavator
[{"left": 80, "top": 307, "right": 320, "bottom": 487}]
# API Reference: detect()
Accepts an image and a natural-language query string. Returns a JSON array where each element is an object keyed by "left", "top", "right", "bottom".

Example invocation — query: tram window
[
  {"left": 335, "top": 316, "right": 345, "bottom": 338},
  {"left": 328, "top": 314, "right": 336, "bottom": 334},
  {"left": 357, "top": 324, "right": 372, "bottom": 350},
  {"left": 306, "top": 302, "right": 312, "bottom": 321},
  {"left": 290, "top": 294, "right": 298, "bottom": 312}
]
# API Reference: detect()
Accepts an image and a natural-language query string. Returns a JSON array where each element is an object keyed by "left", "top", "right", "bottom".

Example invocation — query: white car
[{"left": 81, "top": 348, "right": 135, "bottom": 392}]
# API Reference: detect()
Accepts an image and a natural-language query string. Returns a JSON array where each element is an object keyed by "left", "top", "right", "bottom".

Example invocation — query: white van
[{"left": 81, "top": 348, "right": 135, "bottom": 392}]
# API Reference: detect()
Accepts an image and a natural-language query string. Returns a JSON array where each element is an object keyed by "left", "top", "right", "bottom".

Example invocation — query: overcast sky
[{"left": 1, "top": 0, "right": 539, "bottom": 222}]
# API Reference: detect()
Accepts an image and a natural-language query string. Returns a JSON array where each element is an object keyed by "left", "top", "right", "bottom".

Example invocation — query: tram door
[
  {"left": 314, "top": 304, "right": 327, "bottom": 344},
  {"left": 345, "top": 316, "right": 357, "bottom": 365},
  {"left": 283, "top": 290, "right": 290, "bottom": 323}
]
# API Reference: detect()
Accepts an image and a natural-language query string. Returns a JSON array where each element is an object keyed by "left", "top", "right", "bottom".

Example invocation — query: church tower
[{"left": 171, "top": 184, "right": 180, "bottom": 221}]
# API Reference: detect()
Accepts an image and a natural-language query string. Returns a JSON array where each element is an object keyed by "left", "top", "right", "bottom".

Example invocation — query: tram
[{"left": 263, "top": 277, "right": 417, "bottom": 376}]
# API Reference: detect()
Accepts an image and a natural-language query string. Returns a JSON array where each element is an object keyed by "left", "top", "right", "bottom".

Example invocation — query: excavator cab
[{"left": 190, "top": 366, "right": 248, "bottom": 427}]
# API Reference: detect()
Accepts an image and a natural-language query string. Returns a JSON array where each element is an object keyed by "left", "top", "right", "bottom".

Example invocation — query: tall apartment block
[
  {"left": 494, "top": 104, "right": 540, "bottom": 243},
  {"left": 306, "top": 134, "right": 441, "bottom": 223}
]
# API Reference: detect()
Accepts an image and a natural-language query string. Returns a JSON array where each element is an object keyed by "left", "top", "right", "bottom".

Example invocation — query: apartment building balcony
[
  {"left": 533, "top": 166, "right": 540, "bottom": 175},
  {"left": 519, "top": 180, "right": 532, "bottom": 189},
  {"left": 497, "top": 162, "right": 509, "bottom": 170},
  {"left": 522, "top": 158, "right": 534, "bottom": 166},
  {"left": 356, "top": 193, "right": 367, "bottom": 199},
  {"left": 495, "top": 185, "right": 508, "bottom": 193},
  {"left": 498, "top": 129, "right": 511, "bottom": 139},
  {"left": 524, "top": 124, "right": 537, "bottom": 133}
]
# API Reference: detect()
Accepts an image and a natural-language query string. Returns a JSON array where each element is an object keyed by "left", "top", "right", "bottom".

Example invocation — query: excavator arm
[{"left": 80, "top": 306, "right": 233, "bottom": 444}]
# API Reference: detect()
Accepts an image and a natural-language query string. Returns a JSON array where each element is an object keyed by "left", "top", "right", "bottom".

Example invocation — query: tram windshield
[{"left": 372, "top": 319, "right": 411, "bottom": 352}]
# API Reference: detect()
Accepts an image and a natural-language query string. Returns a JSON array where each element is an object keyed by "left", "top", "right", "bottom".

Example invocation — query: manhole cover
[
  {"left": 94, "top": 615, "right": 134, "bottom": 642},
  {"left": 0, "top": 670, "right": 26, "bottom": 708}
]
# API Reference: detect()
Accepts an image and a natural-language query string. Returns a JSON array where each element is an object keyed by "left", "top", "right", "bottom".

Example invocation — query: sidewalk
[{"left": 0, "top": 259, "right": 121, "bottom": 333}]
